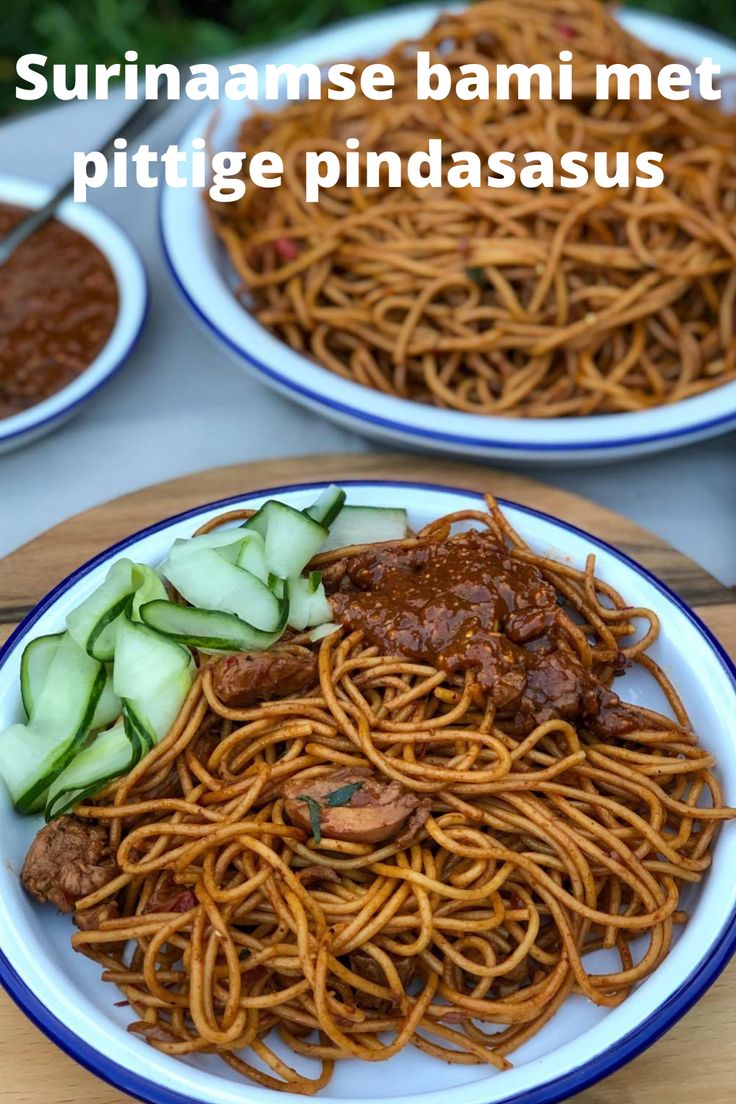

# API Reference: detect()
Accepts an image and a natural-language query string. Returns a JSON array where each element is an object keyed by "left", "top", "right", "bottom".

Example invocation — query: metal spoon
[{"left": 0, "top": 92, "right": 174, "bottom": 266}]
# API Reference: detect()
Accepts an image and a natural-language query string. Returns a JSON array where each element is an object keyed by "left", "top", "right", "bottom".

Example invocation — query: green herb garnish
[
  {"left": 239, "top": 948, "right": 251, "bottom": 960},
  {"left": 324, "top": 781, "right": 364, "bottom": 807},
  {"left": 466, "top": 266, "right": 486, "bottom": 286},
  {"left": 298, "top": 794, "right": 322, "bottom": 844}
]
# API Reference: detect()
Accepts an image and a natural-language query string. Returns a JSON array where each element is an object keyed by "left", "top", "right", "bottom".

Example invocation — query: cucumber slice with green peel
[
  {"left": 131, "top": 564, "right": 168, "bottom": 621},
  {"left": 121, "top": 702, "right": 153, "bottom": 760},
  {"left": 234, "top": 531, "right": 269, "bottom": 583},
  {"left": 287, "top": 574, "right": 332, "bottom": 631},
  {"left": 67, "top": 558, "right": 138, "bottom": 661},
  {"left": 20, "top": 632, "right": 64, "bottom": 719},
  {"left": 0, "top": 724, "right": 82, "bottom": 814},
  {"left": 140, "top": 599, "right": 289, "bottom": 653},
  {"left": 319, "top": 506, "right": 408, "bottom": 553},
  {"left": 24, "top": 633, "right": 120, "bottom": 731},
  {"left": 305, "top": 485, "right": 346, "bottom": 528},
  {"left": 29, "top": 632, "right": 106, "bottom": 743},
  {"left": 268, "top": 573, "right": 285, "bottom": 599},
  {"left": 243, "top": 500, "right": 328, "bottom": 579},
  {"left": 0, "top": 633, "right": 106, "bottom": 812},
  {"left": 160, "top": 546, "right": 283, "bottom": 632},
  {"left": 167, "top": 527, "right": 251, "bottom": 564},
  {"left": 91, "top": 670, "right": 122, "bottom": 730},
  {"left": 113, "top": 617, "right": 193, "bottom": 702},
  {"left": 45, "top": 721, "right": 137, "bottom": 821},
  {"left": 113, "top": 617, "right": 195, "bottom": 750},
  {"left": 122, "top": 665, "right": 193, "bottom": 750}
]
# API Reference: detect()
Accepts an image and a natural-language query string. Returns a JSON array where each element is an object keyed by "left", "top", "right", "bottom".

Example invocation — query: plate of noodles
[
  {"left": 161, "top": 0, "right": 736, "bottom": 462},
  {"left": 0, "top": 478, "right": 735, "bottom": 1104}
]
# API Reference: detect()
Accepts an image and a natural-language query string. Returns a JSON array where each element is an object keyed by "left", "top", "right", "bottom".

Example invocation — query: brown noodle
[
  {"left": 69, "top": 495, "right": 735, "bottom": 1094},
  {"left": 208, "top": 0, "right": 736, "bottom": 418}
]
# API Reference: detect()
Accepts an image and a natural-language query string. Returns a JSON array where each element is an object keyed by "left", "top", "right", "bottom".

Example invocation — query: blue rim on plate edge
[
  {"left": 158, "top": 201, "right": 736, "bottom": 454},
  {"left": 1, "top": 478, "right": 735, "bottom": 1104}
]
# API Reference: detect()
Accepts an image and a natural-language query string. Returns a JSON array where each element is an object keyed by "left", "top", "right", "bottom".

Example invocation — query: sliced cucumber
[
  {"left": 234, "top": 531, "right": 269, "bottom": 584},
  {"left": 113, "top": 617, "right": 192, "bottom": 702},
  {"left": 30, "top": 632, "right": 105, "bottom": 743},
  {"left": 140, "top": 599, "right": 288, "bottom": 653},
  {"left": 20, "top": 632, "right": 64, "bottom": 719},
  {"left": 320, "top": 506, "right": 408, "bottom": 553},
  {"left": 269, "top": 573, "right": 285, "bottom": 600},
  {"left": 305, "top": 485, "right": 346, "bottom": 528},
  {"left": 160, "top": 547, "right": 283, "bottom": 632},
  {"left": 309, "top": 622, "right": 341, "bottom": 642},
  {"left": 167, "top": 527, "right": 250, "bottom": 564},
  {"left": 244, "top": 500, "right": 327, "bottom": 579},
  {"left": 287, "top": 573, "right": 332, "bottom": 631},
  {"left": 0, "top": 633, "right": 106, "bottom": 813},
  {"left": 67, "top": 558, "right": 138, "bottom": 661},
  {"left": 91, "top": 669, "right": 122, "bottom": 730},
  {"left": 21, "top": 631, "right": 120, "bottom": 732},
  {"left": 123, "top": 668, "right": 193, "bottom": 748},
  {"left": 121, "top": 701, "right": 155, "bottom": 760},
  {"left": 45, "top": 721, "right": 137, "bottom": 821},
  {"left": 113, "top": 617, "right": 195, "bottom": 749},
  {"left": 131, "top": 564, "right": 168, "bottom": 621}
]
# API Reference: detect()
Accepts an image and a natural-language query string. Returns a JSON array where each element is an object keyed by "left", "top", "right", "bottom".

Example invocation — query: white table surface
[{"left": 0, "top": 60, "right": 734, "bottom": 587}]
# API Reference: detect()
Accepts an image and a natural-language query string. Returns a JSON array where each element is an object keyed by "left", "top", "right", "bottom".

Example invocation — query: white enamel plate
[{"left": 1, "top": 479, "right": 735, "bottom": 1103}]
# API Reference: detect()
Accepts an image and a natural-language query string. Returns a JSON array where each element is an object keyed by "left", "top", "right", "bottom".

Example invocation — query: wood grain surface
[{"left": 1, "top": 453, "right": 734, "bottom": 1104}]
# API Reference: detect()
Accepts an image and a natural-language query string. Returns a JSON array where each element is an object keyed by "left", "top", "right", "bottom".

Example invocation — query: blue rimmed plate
[
  {"left": 0, "top": 478, "right": 735, "bottom": 1104},
  {"left": 0, "top": 175, "right": 147, "bottom": 455},
  {"left": 160, "top": 7, "right": 736, "bottom": 463}
]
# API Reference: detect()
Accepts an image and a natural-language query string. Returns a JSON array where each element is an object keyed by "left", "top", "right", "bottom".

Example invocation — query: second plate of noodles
[{"left": 162, "top": 1, "right": 736, "bottom": 461}]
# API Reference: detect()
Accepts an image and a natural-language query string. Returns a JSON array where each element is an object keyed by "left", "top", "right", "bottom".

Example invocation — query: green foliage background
[{"left": 1, "top": 0, "right": 733, "bottom": 116}]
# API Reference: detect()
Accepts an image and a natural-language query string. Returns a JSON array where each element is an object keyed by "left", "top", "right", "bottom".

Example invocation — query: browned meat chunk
[
  {"left": 73, "top": 900, "right": 120, "bottom": 930},
  {"left": 22, "top": 816, "right": 119, "bottom": 913},
  {"left": 212, "top": 645, "right": 317, "bottom": 707},
  {"left": 296, "top": 865, "right": 340, "bottom": 887},
  {"left": 144, "top": 871, "right": 197, "bottom": 914},
  {"left": 349, "top": 949, "right": 415, "bottom": 1008},
  {"left": 395, "top": 799, "right": 432, "bottom": 850},
  {"left": 283, "top": 767, "right": 422, "bottom": 844}
]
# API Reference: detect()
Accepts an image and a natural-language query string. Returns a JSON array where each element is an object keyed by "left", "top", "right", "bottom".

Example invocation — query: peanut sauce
[
  {"left": 0, "top": 203, "right": 118, "bottom": 418},
  {"left": 329, "top": 528, "right": 638, "bottom": 737}
]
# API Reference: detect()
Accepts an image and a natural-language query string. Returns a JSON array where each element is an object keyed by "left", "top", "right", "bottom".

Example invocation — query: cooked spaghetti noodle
[
  {"left": 208, "top": 0, "right": 736, "bottom": 417},
  {"left": 63, "top": 495, "right": 735, "bottom": 1094}
]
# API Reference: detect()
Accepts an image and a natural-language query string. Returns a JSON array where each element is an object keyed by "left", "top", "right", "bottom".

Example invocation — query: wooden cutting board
[{"left": 1, "top": 453, "right": 734, "bottom": 1104}]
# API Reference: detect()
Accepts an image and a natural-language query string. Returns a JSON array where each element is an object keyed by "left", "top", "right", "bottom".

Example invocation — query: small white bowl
[
  {"left": 0, "top": 479, "right": 735, "bottom": 1104},
  {"left": 0, "top": 175, "right": 147, "bottom": 454},
  {"left": 161, "top": 7, "right": 736, "bottom": 463}
]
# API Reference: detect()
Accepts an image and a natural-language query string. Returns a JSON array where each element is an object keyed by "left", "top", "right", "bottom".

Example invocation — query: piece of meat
[
  {"left": 394, "top": 799, "right": 432, "bottom": 850},
  {"left": 212, "top": 645, "right": 317, "bottom": 707},
  {"left": 348, "top": 949, "right": 415, "bottom": 1008},
  {"left": 22, "top": 815, "right": 119, "bottom": 913},
  {"left": 321, "top": 557, "right": 349, "bottom": 593},
  {"left": 296, "top": 865, "right": 340, "bottom": 887},
  {"left": 350, "top": 949, "right": 415, "bottom": 987},
  {"left": 144, "top": 871, "right": 197, "bottom": 914},
  {"left": 73, "top": 900, "right": 120, "bottom": 930},
  {"left": 282, "top": 767, "right": 422, "bottom": 844}
]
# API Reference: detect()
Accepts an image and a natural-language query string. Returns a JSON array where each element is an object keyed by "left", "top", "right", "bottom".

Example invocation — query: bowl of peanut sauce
[{"left": 0, "top": 175, "right": 147, "bottom": 454}]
